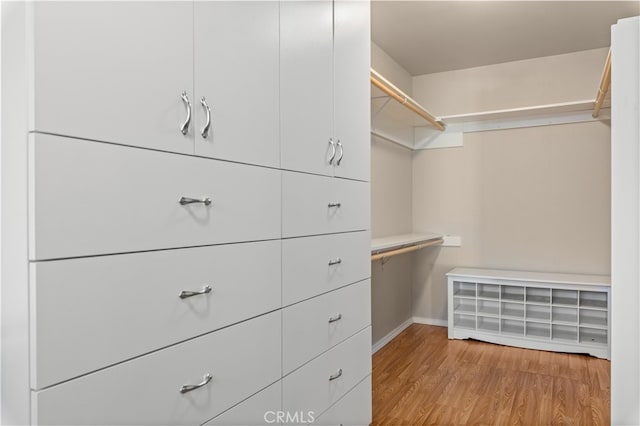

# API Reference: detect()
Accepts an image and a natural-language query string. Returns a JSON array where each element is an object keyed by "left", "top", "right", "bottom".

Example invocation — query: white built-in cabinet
[
  {"left": 31, "top": 1, "right": 280, "bottom": 167},
  {"left": 3, "top": 1, "right": 371, "bottom": 424},
  {"left": 281, "top": 0, "right": 370, "bottom": 181}
]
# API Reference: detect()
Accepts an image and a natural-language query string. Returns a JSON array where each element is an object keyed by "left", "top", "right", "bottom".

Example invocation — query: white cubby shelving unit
[{"left": 447, "top": 268, "right": 611, "bottom": 359}]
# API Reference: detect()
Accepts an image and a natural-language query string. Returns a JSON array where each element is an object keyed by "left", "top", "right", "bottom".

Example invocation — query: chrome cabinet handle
[
  {"left": 328, "top": 138, "right": 337, "bottom": 165},
  {"left": 336, "top": 140, "right": 344, "bottom": 166},
  {"left": 200, "top": 96, "right": 211, "bottom": 139},
  {"left": 179, "top": 196, "right": 212, "bottom": 206},
  {"left": 329, "top": 368, "right": 343, "bottom": 381},
  {"left": 328, "top": 258, "right": 342, "bottom": 266},
  {"left": 328, "top": 313, "right": 343, "bottom": 323},
  {"left": 179, "top": 285, "right": 212, "bottom": 299},
  {"left": 180, "top": 91, "right": 192, "bottom": 135},
  {"left": 328, "top": 202, "right": 341, "bottom": 208},
  {"left": 179, "top": 373, "right": 212, "bottom": 394}
]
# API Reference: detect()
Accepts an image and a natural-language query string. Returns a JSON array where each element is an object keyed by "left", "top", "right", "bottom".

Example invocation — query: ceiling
[{"left": 371, "top": 1, "right": 640, "bottom": 75}]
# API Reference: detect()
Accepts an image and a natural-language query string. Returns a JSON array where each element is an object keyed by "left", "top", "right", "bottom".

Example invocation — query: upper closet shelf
[
  {"left": 371, "top": 51, "right": 613, "bottom": 151},
  {"left": 371, "top": 232, "right": 444, "bottom": 261}
]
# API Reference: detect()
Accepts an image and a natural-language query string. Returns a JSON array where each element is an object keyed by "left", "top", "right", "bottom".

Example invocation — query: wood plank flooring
[{"left": 372, "top": 324, "right": 610, "bottom": 425}]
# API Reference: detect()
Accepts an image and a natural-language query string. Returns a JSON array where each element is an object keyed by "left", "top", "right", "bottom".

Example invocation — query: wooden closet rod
[
  {"left": 593, "top": 48, "right": 611, "bottom": 118},
  {"left": 371, "top": 238, "right": 444, "bottom": 261},
  {"left": 370, "top": 68, "right": 446, "bottom": 131}
]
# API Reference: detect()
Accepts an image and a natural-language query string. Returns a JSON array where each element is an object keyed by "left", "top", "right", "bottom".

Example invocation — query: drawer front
[
  {"left": 32, "top": 311, "right": 281, "bottom": 426},
  {"left": 282, "top": 172, "right": 369, "bottom": 238},
  {"left": 282, "top": 327, "right": 371, "bottom": 417},
  {"left": 312, "top": 375, "right": 372, "bottom": 426},
  {"left": 205, "top": 380, "right": 281, "bottom": 425},
  {"left": 282, "top": 231, "right": 370, "bottom": 305},
  {"left": 30, "top": 240, "right": 281, "bottom": 390},
  {"left": 28, "top": 134, "right": 281, "bottom": 260},
  {"left": 283, "top": 280, "right": 371, "bottom": 374}
]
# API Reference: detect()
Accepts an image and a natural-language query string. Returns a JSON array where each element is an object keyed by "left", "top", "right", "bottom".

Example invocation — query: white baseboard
[
  {"left": 412, "top": 316, "right": 448, "bottom": 327},
  {"left": 371, "top": 318, "right": 413, "bottom": 354}
]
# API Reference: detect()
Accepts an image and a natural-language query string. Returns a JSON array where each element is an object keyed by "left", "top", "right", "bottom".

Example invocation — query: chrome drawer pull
[
  {"left": 179, "top": 285, "right": 212, "bottom": 299},
  {"left": 328, "top": 202, "right": 341, "bottom": 208},
  {"left": 328, "top": 313, "right": 342, "bottom": 323},
  {"left": 179, "top": 196, "right": 212, "bottom": 206},
  {"left": 336, "top": 140, "right": 344, "bottom": 166},
  {"left": 328, "top": 138, "right": 336, "bottom": 165},
  {"left": 328, "top": 258, "right": 342, "bottom": 266},
  {"left": 200, "top": 96, "right": 212, "bottom": 139},
  {"left": 180, "top": 91, "right": 192, "bottom": 135},
  {"left": 329, "top": 368, "right": 343, "bottom": 381},
  {"left": 179, "top": 373, "right": 212, "bottom": 394}
]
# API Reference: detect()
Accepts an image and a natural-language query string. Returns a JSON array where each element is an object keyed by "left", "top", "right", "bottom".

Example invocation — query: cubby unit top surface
[{"left": 447, "top": 268, "right": 610, "bottom": 287}]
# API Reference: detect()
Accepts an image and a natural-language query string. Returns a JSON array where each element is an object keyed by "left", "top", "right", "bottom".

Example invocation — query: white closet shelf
[
  {"left": 371, "top": 232, "right": 443, "bottom": 261},
  {"left": 448, "top": 267, "right": 610, "bottom": 287}
]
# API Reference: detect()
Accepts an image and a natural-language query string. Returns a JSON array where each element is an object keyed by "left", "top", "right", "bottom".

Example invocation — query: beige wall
[
  {"left": 413, "top": 48, "right": 609, "bottom": 116},
  {"left": 411, "top": 49, "right": 612, "bottom": 322},
  {"left": 371, "top": 43, "right": 414, "bottom": 344}
]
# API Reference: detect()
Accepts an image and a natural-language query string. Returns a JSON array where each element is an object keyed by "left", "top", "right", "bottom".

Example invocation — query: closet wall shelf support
[
  {"left": 370, "top": 68, "right": 445, "bottom": 131},
  {"left": 371, "top": 233, "right": 444, "bottom": 262},
  {"left": 593, "top": 48, "right": 611, "bottom": 118}
]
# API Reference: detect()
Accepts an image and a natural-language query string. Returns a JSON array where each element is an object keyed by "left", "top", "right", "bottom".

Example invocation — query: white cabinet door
[
  {"left": 29, "top": 134, "right": 281, "bottom": 260},
  {"left": 205, "top": 381, "right": 282, "bottom": 425},
  {"left": 311, "top": 375, "right": 372, "bottom": 426},
  {"left": 29, "top": 2, "right": 194, "bottom": 154},
  {"left": 30, "top": 240, "right": 281, "bottom": 390},
  {"left": 282, "top": 172, "right": 370, "bottom": 238},
  {"left": 282, "top": 231, "right": 371, "bottom": 305},
  {"left": 32, "top": 312, "right": 282, "bottom": 426},
  {"left": 282, "top": 327, "right": 371, "bottom": 418},
  {"left": 194, "top": 2, "right": 279, "bottom": 168},
  {"left": 280, "top": 0, "right": 334, "bottom": 176},
  {"left": 333, "top": 0, "right": 371, "bottom": 182},
  {"left": 283, "top": 280, "right": 371, "bottom": 374}
]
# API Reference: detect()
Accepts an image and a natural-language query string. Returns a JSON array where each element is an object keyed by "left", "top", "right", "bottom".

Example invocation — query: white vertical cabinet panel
[
  {"left": 280, "top": 0, "right": 334, "bottom": 176},
  {"left": 311, "top": 375, "right": 372, "bottom": 426},
  {"left": 283, "top": 280, "right": 371, "bottom": 375},
  {"left": 29, "top": 134, "right": 281, "bottom": 260},
  {"left": 282, "top": 231, "right": 371, "bottom": 306},
  {"left": 194, "top": 2, "right": 280, "bottom": 168},
  {"left": 282, "top": 327, "right": 371, "bottom": 418},
  {"left": 205, "top": 381, "right": 281, "bottom": 425},
  {"left": 30, "top": 240, "right": 281, "bottom": 390},
  {"left": 333, "top": 0, "right": 371, "bottom": 182},
  {"left": 282, "top": 172, "right": 369, "bottom": 238},
  {"left": 29, "top": 2, "right": 194, "bottom": 154},
  {"left": 32, "top": 312, "right": 282, "bottom": 426}
]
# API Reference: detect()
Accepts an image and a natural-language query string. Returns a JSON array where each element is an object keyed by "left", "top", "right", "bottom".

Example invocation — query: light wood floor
[{"left": 372, "top": 324, "right": 610, "bottom": 425}]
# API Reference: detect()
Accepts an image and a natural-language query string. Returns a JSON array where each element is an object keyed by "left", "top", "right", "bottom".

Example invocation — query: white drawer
[
  {"left": 283, "top": 280, "right": 371, "bottom": 374},
  {"left": 282, "top": 172, "right": 369, "bottom": 238},
  {"left": 282, "top": 231, "right": 370, "bottom": 305},
  {"left": 205, "top": 380, "right": 281, "bottom": 425},
  {"left": 32, "top": 311, "right": 281, "bottom": 426},
  {"left": 282, "top": 327, "right": 371, "bottom": 418},
  {"left": 312, "top": 375, "right": 372, "bottom": 426},
  {"left": 30, "top": 240, "right": 281, "bottom": 390},
  {"left": 28, "top": 134, "right": 281, "bottom": 260}
]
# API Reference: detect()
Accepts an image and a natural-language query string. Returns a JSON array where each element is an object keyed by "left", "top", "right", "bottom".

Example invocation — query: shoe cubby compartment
[
  {"left": 526, "top": 305, "right": 550, "bottom": 321},
  {"left": 579, "top": 309, "right": 607, "bottom": 328},
  {"left": 579, "top": 327, "right": 608, "bottom": 345},
  {"left": 526, "top": 322, "right": 550, "bottom": 339},
  {"left": 501, "top": 302, "right": 524, "bottom": 318},
  {"left": 454, "top": 313, "right": 476, "bottom": 330},
  {"left": 478, "top": 283, "right": 499, "bottom": 299},
  {"left": 477, "top": 316, "right": 500, "bottom": 332},
  {"left": 552, "top": 289, "right": 578, "bottom": 306},
  {"left": 477, "top": 299, "right": 499, "bottom": 316},
  {"left": 552, "top": 306, "right": 578, "bottom": 324},
  {"left": 526, "top": 287, "right": 550, "bottom": 304},
  {"left": 453, "top": 298, "right": 476, "bottom": 314},
  {"left": 453, "top": 281, "right": 476, "bottom": 298},
  {"left": 501, "top": 319, "right": 524, "bottom": 336},
  {"left": 501, "top": 286, "right": 524, "bottom": 302},
  {"left": 552, "top": 324, "right": 578, "bottom": 342},
  {"left": 580, "top": 291, "right": 607, "bottom": 309}
]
